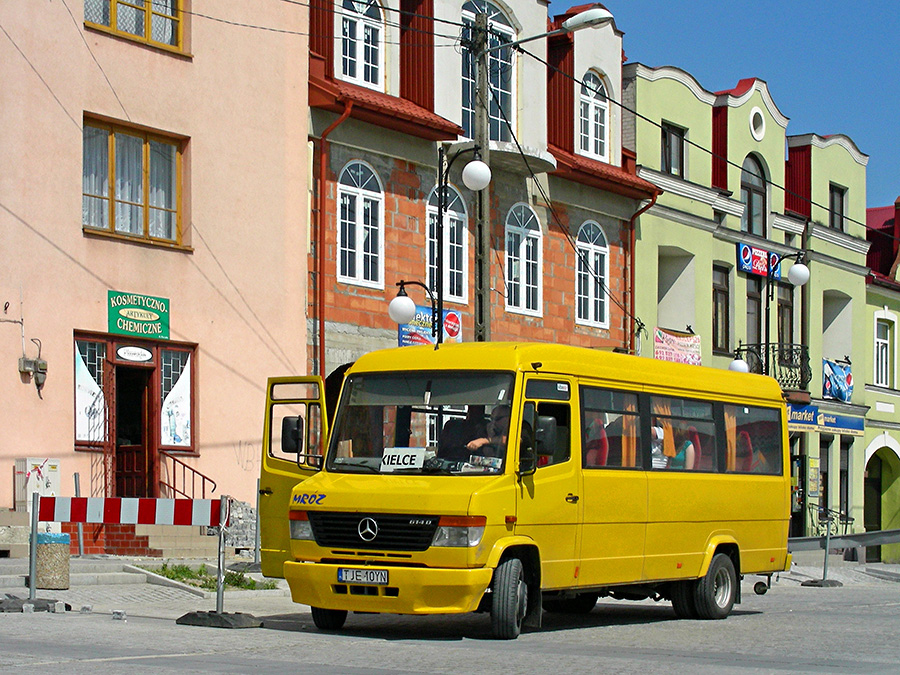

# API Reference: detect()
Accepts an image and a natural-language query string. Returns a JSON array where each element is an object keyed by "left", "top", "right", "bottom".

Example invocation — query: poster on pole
[{"left": 397, "top": 305, "right": 463, "bottom": 346}]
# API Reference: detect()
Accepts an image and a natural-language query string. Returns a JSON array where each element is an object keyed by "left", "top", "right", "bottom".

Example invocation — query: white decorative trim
[
  {"left": 808, "top": 222, "right": 871, "bottom": 255},
  {"left": 864, "top": 432, "right": 900, "bottom": 466},
  {"left": 772, "top": 213, "right": 806, "bottom": 235},
  {"left": 638, "top": 167, "right": 744, "bottom": 217},
  {"left": 714, "top": 81, "right": 789, "bottom": 129},
  {"left": 624, "top": 63, "right": 716, "bottom": 105},
  {"left": 625, "top": 64, "right": 789, "bottom": 129},
  {"left": 788, "top": 134, "right": 869, "bottom": 167}
]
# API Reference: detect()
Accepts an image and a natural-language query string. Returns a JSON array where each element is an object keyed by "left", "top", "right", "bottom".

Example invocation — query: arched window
[
  {"left": 505, "top": 204, "right": 542, "bottom": 315},
  {"left": 427, "top": 185, "right": 469, "bottom": 303},
  {"left": 337, "top": 161, "right": 384, "bottom": 288},
  {"left": 339, "top": 0, "right": 384, "bottom": 90},
  {"left": 462, "top": 0, "right": 515, "bottom": 142},
  {"left": 741, "top": 155, "right": 767, "bottom": 237},
  {"left": 575, "top": 221, "right": 609, "bottom": 327},
  {"left": 579, "top": 72, "right": 608, "bottom": 162}
]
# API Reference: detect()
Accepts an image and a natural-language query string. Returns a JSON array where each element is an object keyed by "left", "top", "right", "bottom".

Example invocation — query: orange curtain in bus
[
  {"left": 621, "top": 403, "right": 638, "bottom": 467},
  {"left": 724, "top": 407, "right": 737, "bottom": 471},
  {"left": 652, "top": 398, "right": 676, "bottom": 458}
]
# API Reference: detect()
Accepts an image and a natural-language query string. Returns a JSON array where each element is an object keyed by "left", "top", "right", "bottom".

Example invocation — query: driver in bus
[{"left": 466, "top": 404, "right": 510, "bottom": 457}]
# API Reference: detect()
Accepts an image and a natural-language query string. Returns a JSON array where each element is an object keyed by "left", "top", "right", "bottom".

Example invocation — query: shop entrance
[
  {"left": 864, "top": 453, "right": 883, "bottom": 563},
  {"left": 115, "top": 366, "right": 154, "bottom": 497}
]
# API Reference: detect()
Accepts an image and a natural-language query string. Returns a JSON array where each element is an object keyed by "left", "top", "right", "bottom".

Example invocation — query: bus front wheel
[
  {"left": 491, "top": 556, "right": 527, "bottom": 639},
  {"left": 693, "top": 553, "right": 736, "bottom": 619},
  {"left": 310, "top": 606, "right": 348, "bottom": 631}
]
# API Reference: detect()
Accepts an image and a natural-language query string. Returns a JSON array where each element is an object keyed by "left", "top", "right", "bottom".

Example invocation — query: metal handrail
[
  {"left": 159, "top": 450, "right": 217, "bottom": 499},
  {"left": 734, "top": 342, "right": 812, "bottom": 390}
]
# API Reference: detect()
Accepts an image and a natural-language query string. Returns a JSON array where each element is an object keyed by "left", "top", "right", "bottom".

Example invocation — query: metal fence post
[
  {"left": 29, "top": 492, "right": 39, "bottom": 601},
  {"left": 216, "top": 495, "right": 228, "bottom": 615},
  {"left": 74, "top": 473, "right": 84, "bottom": 557}
]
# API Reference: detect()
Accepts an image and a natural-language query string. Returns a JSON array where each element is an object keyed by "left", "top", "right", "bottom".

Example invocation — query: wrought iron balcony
[{"left": 733, "top": 343, "right": 812, "bottom": 391}]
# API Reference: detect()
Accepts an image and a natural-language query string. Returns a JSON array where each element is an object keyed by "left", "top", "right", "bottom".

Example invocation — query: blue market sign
[{"left": 786, "top": 404, "right": 864, "bottom": 437}]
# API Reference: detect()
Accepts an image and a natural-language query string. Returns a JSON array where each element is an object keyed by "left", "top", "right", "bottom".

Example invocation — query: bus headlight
[
  {"left": 289, "top": 510, "right": 314, "bottom": 540},
  {"left": 431, "top": 516, "right": 486, "bottom": 547}
]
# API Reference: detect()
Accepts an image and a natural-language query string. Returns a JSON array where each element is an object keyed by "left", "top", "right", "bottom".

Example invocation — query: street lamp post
[
  {"left": 729, "top": 251, "right": 809, "bottom": 375},
  {"left": 435, "top": 145, "right": 491, "bottom": 343},
  {"left": 468, "top": 7, "right": 614, "bottom": 341},
  {"left": 763, "top": 251, "right": 810, "bottom": 375}
]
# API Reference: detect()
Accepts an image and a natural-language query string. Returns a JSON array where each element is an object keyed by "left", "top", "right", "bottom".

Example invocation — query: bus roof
[{"left": 347, "top": 342, "right": 784, "bottom": 405}]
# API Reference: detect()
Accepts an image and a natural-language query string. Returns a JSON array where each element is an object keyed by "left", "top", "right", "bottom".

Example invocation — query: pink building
[{"left": 1, "top": 1, "right": 310, "bottom": 528}]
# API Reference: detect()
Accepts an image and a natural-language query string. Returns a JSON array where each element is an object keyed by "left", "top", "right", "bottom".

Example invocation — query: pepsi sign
[{"left": 736, "top": 243, "right": 781, "bottom": 280}]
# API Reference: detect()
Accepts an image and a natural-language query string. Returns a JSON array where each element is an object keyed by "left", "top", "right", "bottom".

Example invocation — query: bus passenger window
[
  {"left": 581, "top": 387, "right": 641, "bottom": 469},
  {"left": 725, "top": 404, "right": 782, "bottom": 474}
]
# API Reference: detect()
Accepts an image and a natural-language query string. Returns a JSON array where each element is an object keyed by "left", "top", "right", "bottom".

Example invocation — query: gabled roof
[
  {"left": 308, "top": 54, "right": 462, "bottom": 142},
  {"left": 548, "top": 145, "right": 660, "bottom": 200}
]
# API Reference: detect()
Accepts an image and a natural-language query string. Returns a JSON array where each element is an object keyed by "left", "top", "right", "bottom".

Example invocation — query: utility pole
[{"left": 473, "top": 12, "right": 491, "bottom": 342}]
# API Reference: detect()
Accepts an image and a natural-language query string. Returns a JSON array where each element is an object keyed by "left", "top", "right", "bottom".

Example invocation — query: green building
[{"left": 623, "top": 63, "right": 872, "bottom": 545}]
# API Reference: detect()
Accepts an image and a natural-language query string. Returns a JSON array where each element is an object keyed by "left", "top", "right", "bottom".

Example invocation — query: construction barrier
[
  {"left": 37, "top": 496, "right": 224, "bottom": 528},
  {"left": 29, "top": 494, "right": 232, "bottom": 617}
]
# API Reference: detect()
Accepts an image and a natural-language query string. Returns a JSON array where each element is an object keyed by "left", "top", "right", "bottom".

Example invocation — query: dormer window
[
  {"left": 339, "top": 0, "right": 384, "bottom": 90},
  {"left": 579, "top": 72, "right": 609, "bottom": 162}
]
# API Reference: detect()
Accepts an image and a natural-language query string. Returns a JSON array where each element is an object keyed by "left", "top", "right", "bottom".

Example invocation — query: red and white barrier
[{"left": 37, "top": 496, "right": 226, "bottom": 527}]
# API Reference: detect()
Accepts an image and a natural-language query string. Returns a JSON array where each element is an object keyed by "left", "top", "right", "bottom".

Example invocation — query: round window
[{"left": 749, "top": 107, "right": 766, "bottom": 141}]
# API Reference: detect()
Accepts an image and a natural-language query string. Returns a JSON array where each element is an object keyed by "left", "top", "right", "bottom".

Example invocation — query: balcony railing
[{"left": 734, "top": 343, "right": 812, "bottom": 391}]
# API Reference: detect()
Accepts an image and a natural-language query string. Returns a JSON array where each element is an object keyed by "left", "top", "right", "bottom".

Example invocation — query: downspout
[
  {"left": 316, "top": 102, "right": 353, "bottom": 376},
  {"left": 627, "top": 190, "right": 659, "bottom": 355}
]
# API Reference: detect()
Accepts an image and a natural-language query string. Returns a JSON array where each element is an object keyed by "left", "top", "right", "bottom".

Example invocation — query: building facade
[
  {"left": 304, "top": 0, "right": 657, "bottom": 380},
  {"left": 623, "top": 64, "right": 872, "bottom": 543},
  {"left": 865, "top": 199, "right": 900, "bottom": 561},
  {"left": 1, "top": 1, "right": 311, "bottom": 511}
]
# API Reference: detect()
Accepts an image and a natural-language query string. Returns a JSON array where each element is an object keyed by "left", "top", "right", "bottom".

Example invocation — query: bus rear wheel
[
  {"left": 491, "top": 557, "right": 527, "bottom": 639},
  {"left": 670, "top": 580, "right": 699, "bottom": 619},
  {"left": 693, "top": 553, "right": 736, "bottom": 619},
  {"left": 310, "top": 606, "right": 348, "bottom": 631}
]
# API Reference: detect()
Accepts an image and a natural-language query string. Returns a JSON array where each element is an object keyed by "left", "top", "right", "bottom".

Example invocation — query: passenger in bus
[
  {"left": 669, "top": 426, "right": 696, "bottom": 470},
  {"left": 650, "top": 421, "right": 667, "bottom": 468},
  {"left": 438, "top": 405, "right": 488, "bottom": 461},
  {"left": 466, "top": 404, "right": 510, "bottom": 456}
]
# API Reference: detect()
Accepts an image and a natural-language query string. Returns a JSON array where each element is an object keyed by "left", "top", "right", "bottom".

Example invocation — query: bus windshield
[{"left": 325, "top": 371, "right": 515, "bottom": 475}]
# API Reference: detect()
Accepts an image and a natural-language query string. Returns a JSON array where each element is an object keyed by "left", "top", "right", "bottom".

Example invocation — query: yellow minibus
[{"left": 259, "top": 342, "right": 791, "bottom": 639}]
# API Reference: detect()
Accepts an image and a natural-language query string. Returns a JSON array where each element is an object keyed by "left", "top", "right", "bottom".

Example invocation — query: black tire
[
  {"left": 310, "top": 606, "right": 348, "bottom": 631},
  {"left": 693, "top": 553, "right": 737, "bottom": 619},
  {"left": 670, "top": 580, "right": 700, "bottom": 619},
  {"left": 543, "top": 592, "right": 598, "bottom": 614},
  {"left": 491, "top": 557, "right": 528, "bottom": 639}
]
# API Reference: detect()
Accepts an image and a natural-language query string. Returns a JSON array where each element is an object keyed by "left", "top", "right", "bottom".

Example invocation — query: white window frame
[
  {"left": 461, "top": 0, "right": 515, "bottom": 142},
  {"left": 578, "top": 72, "right": 609, "bottom": 162},
  {"left": 337, "top": 0, "right": 384, "bottom": 90},
  {"left": 337, "top": 161, "right": 384, "bottom": 289},
  {"left": 874, "top": 309, "right": 897, "bottom": 388},
  {"left": 575, "top": 221, "right": 610, "bottom": 328},
  {"left": 427, "top": 185, "right": 469, "bottom": 304},
  {"left": 505, "top": 203, "right": 542, "bottom": 316}
]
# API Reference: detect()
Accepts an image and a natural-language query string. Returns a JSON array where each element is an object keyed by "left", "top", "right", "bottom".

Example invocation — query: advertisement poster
[
  {"left": 653, "top": 327, "right": 701, "bottom": 366},
  {"left": 397, "top": 305, "right": 463, "bottom": 346},
  {"left": 823, "top": 358, "right": 853, "bottom": 403},
  {"left": 807, "top": 457, "right": 820, "bottom": 499}
]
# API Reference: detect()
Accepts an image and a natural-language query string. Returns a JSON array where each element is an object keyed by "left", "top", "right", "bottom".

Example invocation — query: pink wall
[{"left": 0, "top": 1, "right": 310, "bottom": 506}]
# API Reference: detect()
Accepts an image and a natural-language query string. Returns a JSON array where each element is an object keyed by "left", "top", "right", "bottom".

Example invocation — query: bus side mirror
[{"left": 281, "top": 415, "right": 304, "bottom": 454}]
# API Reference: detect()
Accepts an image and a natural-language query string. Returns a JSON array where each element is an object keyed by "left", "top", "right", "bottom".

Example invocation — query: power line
[{"left": 516, "top": 42, "right": 881, "bottom": 242}]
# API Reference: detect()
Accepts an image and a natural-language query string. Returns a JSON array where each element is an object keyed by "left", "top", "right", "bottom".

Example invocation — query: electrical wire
[{"left": 516, "top": 42, "right": 882, "bottom": 241}]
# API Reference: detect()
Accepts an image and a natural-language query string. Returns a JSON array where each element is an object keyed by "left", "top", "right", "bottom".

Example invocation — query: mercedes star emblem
[{"left": 358, "top": 517, "right": 378, "bottom": 542}]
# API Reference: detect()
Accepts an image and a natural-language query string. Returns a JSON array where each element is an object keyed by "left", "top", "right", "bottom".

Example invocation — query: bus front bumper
[{"left": 283, "top": 560, "right": 494, "bottom": 615}]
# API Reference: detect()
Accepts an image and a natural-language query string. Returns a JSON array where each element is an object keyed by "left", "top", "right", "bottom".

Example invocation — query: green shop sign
[{"left": 108, "top": 291, "right": 170, "bottom": 340}]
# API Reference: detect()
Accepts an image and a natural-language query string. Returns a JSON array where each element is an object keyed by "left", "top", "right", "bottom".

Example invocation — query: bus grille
[{"left": 307, "top": 512, "right": 439, "bottom": 551}]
